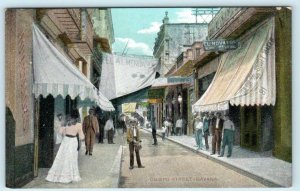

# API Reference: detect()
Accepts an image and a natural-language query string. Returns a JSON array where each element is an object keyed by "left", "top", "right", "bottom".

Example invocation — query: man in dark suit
[{"left": 210, "top": 112, "right": 224, "bottom": 155}]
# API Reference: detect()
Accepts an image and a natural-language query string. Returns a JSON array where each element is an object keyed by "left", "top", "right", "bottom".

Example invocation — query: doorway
[
  {"left": 240, "top": 106, "right": 261, "bottom": 151},
  {"left": 38, "top": 95, "right": 55, "bottom": 168}
]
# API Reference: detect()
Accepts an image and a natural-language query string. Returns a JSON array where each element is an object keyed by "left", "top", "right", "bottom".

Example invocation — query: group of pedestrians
[{"left": 193, "top": 112, "right": 235, "bottom": 158}]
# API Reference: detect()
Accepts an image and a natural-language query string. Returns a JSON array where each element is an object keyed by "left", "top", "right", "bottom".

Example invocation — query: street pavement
[
  {"left": 119, "top": 130, "right": 265, "bottom": 188},
  {"left": 24, "top": 129, "right": 125, "bottom": 189},
  {"left": 152, "top": 128, "right": 292, "bottom": 187}
]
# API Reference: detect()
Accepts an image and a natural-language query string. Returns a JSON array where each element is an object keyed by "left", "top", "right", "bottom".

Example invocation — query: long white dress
[{"left": 46, "top": 123, "right": 84, "bottom": 183}]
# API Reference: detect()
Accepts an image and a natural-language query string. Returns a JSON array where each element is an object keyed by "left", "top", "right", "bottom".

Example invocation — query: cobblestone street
[{"left": 119, "top": 130, "right": 265, "bottom": 188}]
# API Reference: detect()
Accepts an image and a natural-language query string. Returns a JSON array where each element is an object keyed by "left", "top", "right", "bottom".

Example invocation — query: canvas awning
[
  {"left": 32, "top": 24, "right": 115, "bottom": 111},
  {"left": 193, "top": 18, "right": 275, "bottom": 112},
  {"left": 151, "top": 76, "right": 192, "bottom": 88},
  {"left": 100, "top": 53, "right": 159, "bottom": 100}
]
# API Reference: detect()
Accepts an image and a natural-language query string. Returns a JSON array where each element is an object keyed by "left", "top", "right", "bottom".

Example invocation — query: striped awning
[
  {"left": 193, "top": 18, "right": 275, "bottom": 112},
  {"left": 32, "top": 24, "right": 115, "bottom": 111}
]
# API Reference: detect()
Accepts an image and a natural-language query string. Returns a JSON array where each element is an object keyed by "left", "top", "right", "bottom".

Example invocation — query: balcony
[
  {"left": 208, "top": 7, "right": 275, "bottom": 39},
  {"left": 37, "top": 9, "right": 94, "bottom": 61}
]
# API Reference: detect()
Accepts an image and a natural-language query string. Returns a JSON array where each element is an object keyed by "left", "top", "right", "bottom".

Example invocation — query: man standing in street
[
  {"left": 105, "top": 116, "right": 115, "bottom": 144},
  {"left": 219, "top": 114, "right": 235, "bottom": 158},
  {"left": 127, "top": 118, "right": 145, "bottom": 169},
  {"left": 151, "top": 117, "right": 157, "bottom": 145},
  {"left": 83, "top": 108, "right": 99, "bottom": 156},
  {"left": 203, "top": 112, "right": 210, "bottom": 150},
  {"left": 175, "top": 117, "right": 183, "bottom": 136},
  {"left": 211, "top": 112, "right": 224, "bottom": 155}
]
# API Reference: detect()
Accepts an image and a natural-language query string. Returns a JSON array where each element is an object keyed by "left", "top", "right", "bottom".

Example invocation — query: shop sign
[{"left": 203, "top": 39, "right": 239, "bottom": 52}]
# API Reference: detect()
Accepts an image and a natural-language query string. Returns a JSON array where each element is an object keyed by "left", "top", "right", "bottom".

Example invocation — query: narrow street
[{"left": 119, "top": 130, "right": 265, "bottom": 188}]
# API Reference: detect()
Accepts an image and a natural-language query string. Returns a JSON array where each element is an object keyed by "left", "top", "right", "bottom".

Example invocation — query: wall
[
  {"left": 5, "top": 9, "right": 35, "bottom": 187},
  {"left": 273, "top": 8, "right": 292, "bottom": 162}
]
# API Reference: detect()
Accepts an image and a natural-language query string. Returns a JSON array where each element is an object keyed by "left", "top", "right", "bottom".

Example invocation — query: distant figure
[
  {"left": 105, "top": 116, "right": 115, "bottom": 144},
  {"left": 151, "top": 117, "right": 157, "bottom": 145},
  {"left": 82, "top": 108, "right": 99, "bottom": 156},
  {"left": 219, "top": 114, "right": 235, "bottom": 158},
  {"left": 161, "top": 125, "right": 167, "bottom": 141},
  {"left": 175, "top": 116, "right": 184, "bottom": 136},
  {"left": 211, "top": 112, "right": 224, "bottom": 155},
  {"left": 127, "top": 118, "right": 145, "bottom": 170},
  {"left": 194, "top": 114, "right": 203, "bottom": 150},
  {"left": 46, "top": 115, "right": 85, "bottom": 183},
  {"left": 163, "top": 117, "right": 172, "bottom": 137},
  {"left": 54, "top": 113, "right": 64, "bottom": 145}
]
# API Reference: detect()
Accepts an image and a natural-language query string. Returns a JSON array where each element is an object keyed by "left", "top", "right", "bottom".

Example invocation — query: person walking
[
  {"left": 82, "top": 108, "right": 99, "bottom": 156},
  {"left": 203, "top": 112, "right": 210, "bottom": 150},
  {"left": 161, "top": 125, "right": 167, "bottom": 141},
  {"left": 151, "top": 117, "right": 158, "bottom": 145},
  {"left": 127, "top": 118, "right": 145, "bottom": 169},
  {"left": 194, "top": 115, "right": 204, "bottom": 150},
  {"left": 211, "top": 112, "right": 224, "bottom": 155},
  {"left": 46, "top": 115, "right": 85, "bottom": 183},
  {"left": 105, "top": 116, "right": 115, "bottom": 144},
  {"left": 175, "top": 117, "right": 183, "bottom": 136},
  {"left": 219, "top": 114, "right": 235, "bottom": 158}
]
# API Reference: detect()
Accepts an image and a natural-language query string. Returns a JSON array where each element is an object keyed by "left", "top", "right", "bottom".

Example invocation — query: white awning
[
  {"left": 193, "top": 18, "right": 275, "bottom": 112},
  {"left": 151, "top": 76, "right": 192, "bottom": 88},
  {"left": 32, "top": 24, "right": 115, "bottom": 111},
  {"left": 100, "top": 53, "right": 159, "bottom": 100}
]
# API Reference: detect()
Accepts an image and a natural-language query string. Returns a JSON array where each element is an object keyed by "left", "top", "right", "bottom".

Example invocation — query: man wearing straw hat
[{"left": 127, "top": 117, "right": 145, "bottom": 170}]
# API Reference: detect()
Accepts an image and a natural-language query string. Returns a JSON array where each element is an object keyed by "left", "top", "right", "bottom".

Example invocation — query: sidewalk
[
  {"left": 24, "top": 129, "right": 125, "bottom": 188},
  {"left": 143, "top": 128, "right": 292, "bottom": 187}
]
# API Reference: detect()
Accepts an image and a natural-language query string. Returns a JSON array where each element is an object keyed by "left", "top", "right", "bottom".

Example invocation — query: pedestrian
[
  {"left": 54, "top": 113, "right": 64, "bottom": 145},
  {"left": 211, "top": 112, "right": 224, "bottom": 155},
  {"left": 46, "top": 115, "right": 85, "bottom": 183},
  {"left": 105, "top": 116, "right": 115, "bottom": 144},
  {"left": 203, "top": 112, "right": 210, "bottom": 150},
  {"left": 82, "top": 108, "right": 99, "bottom": 156},
  {"left": 194, "top": 114, "right": 204, "bottom": 150},
  {"left": 127, "top": 118, "right": 145, "bottom": 170},
  {"left": 219, "top": 114, "right": 235, "bottom": 157},
  {"left": 161, "top": 125, "right": 167, "bottom": 141},
  {"left": 71, "top": 105, "right": 81, "bottom": 123},
  {"left": 163, "top": 117, "right": 170, "bottom": 137},
  {"left": 151, "top": 117, "right": 158, "bottom": 145},
  {"left": 175, "top": 117, "right": 183, "bottom": 136}
]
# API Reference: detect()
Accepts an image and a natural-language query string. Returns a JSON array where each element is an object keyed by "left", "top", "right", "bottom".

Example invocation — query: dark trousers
[
  {"left": 129, "top": 141, "right": 142, "bottom": 167},
  {"left": 152, "top": 130, "right": 157, "bottom": 144},
  {"left": 204, "top": 131, "right": 209, "bottom": 149},
  {"left": 221, "top": 129, "right": 234, "bottom": 156},
  {"left": 107, "top": 129, "right": 114, "bottom": 143},
  {"left": 212, "top": 129, "right": 222, "bottom": 154},
  {"left": 98, "top": 126, "right": 104, "bottom": 143}
]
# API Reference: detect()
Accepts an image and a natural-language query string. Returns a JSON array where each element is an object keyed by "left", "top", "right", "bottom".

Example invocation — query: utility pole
[
  {"left": 122, "top": 40, "right": 129, "bottom": 55},
  {"left": 192, "top": 8, "right": 199, "bottom": 23}
]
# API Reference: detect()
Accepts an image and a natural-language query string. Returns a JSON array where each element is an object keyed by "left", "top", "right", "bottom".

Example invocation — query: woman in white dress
[{"left": 46, "top": 116, "right": 85, "bottom": 183}]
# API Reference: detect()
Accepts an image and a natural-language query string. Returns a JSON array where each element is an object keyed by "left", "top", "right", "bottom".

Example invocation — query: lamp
[{"left": 178, "top": 94, "right": 183, "bottom": 103}]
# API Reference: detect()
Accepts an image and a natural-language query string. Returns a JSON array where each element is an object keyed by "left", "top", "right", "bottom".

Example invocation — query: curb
[
  {"left": 110, "top": 145, "right": 123, "bottom": 188},
  {"left": 142, "top": 128, "right": 282, "bottom": 187}
]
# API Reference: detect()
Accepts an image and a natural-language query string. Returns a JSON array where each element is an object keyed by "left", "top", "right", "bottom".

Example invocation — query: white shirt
[
  {"left": 196, "top": 121, "right": 203, "bottom": 130},
  {"left": 223, "top": 119, "right": 235, "bottom": 131},
  {"left": 176, "top": 119, "right": 183, "bottom": 128},
  {"left": 133, "top": 127, "right": 137, "bottom": 137},
  {"left": 216, "top": 118, "right": 220, "bottom": 129}
]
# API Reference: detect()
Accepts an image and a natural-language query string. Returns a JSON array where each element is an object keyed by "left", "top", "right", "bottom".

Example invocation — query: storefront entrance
[{"left": 240, "top": 106, "right": 261, "bottom": 151}]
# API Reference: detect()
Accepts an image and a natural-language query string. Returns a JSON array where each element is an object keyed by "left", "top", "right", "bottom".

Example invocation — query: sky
[{"left": 111, "top": 8, "right": 218, "bottom": 56}]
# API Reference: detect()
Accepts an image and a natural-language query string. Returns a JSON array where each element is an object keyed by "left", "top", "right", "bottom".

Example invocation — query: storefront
[
  {"left": 193, "top": 18, "right": 276, "bottom": 151},
  {"left": 32, "top": 24, "right": 114, "bottom": 174}
]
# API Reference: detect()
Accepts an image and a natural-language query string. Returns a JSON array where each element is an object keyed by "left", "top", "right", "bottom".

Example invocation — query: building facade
[{"left": 5, "top": 8, "right": 114, "bottom": 187}]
